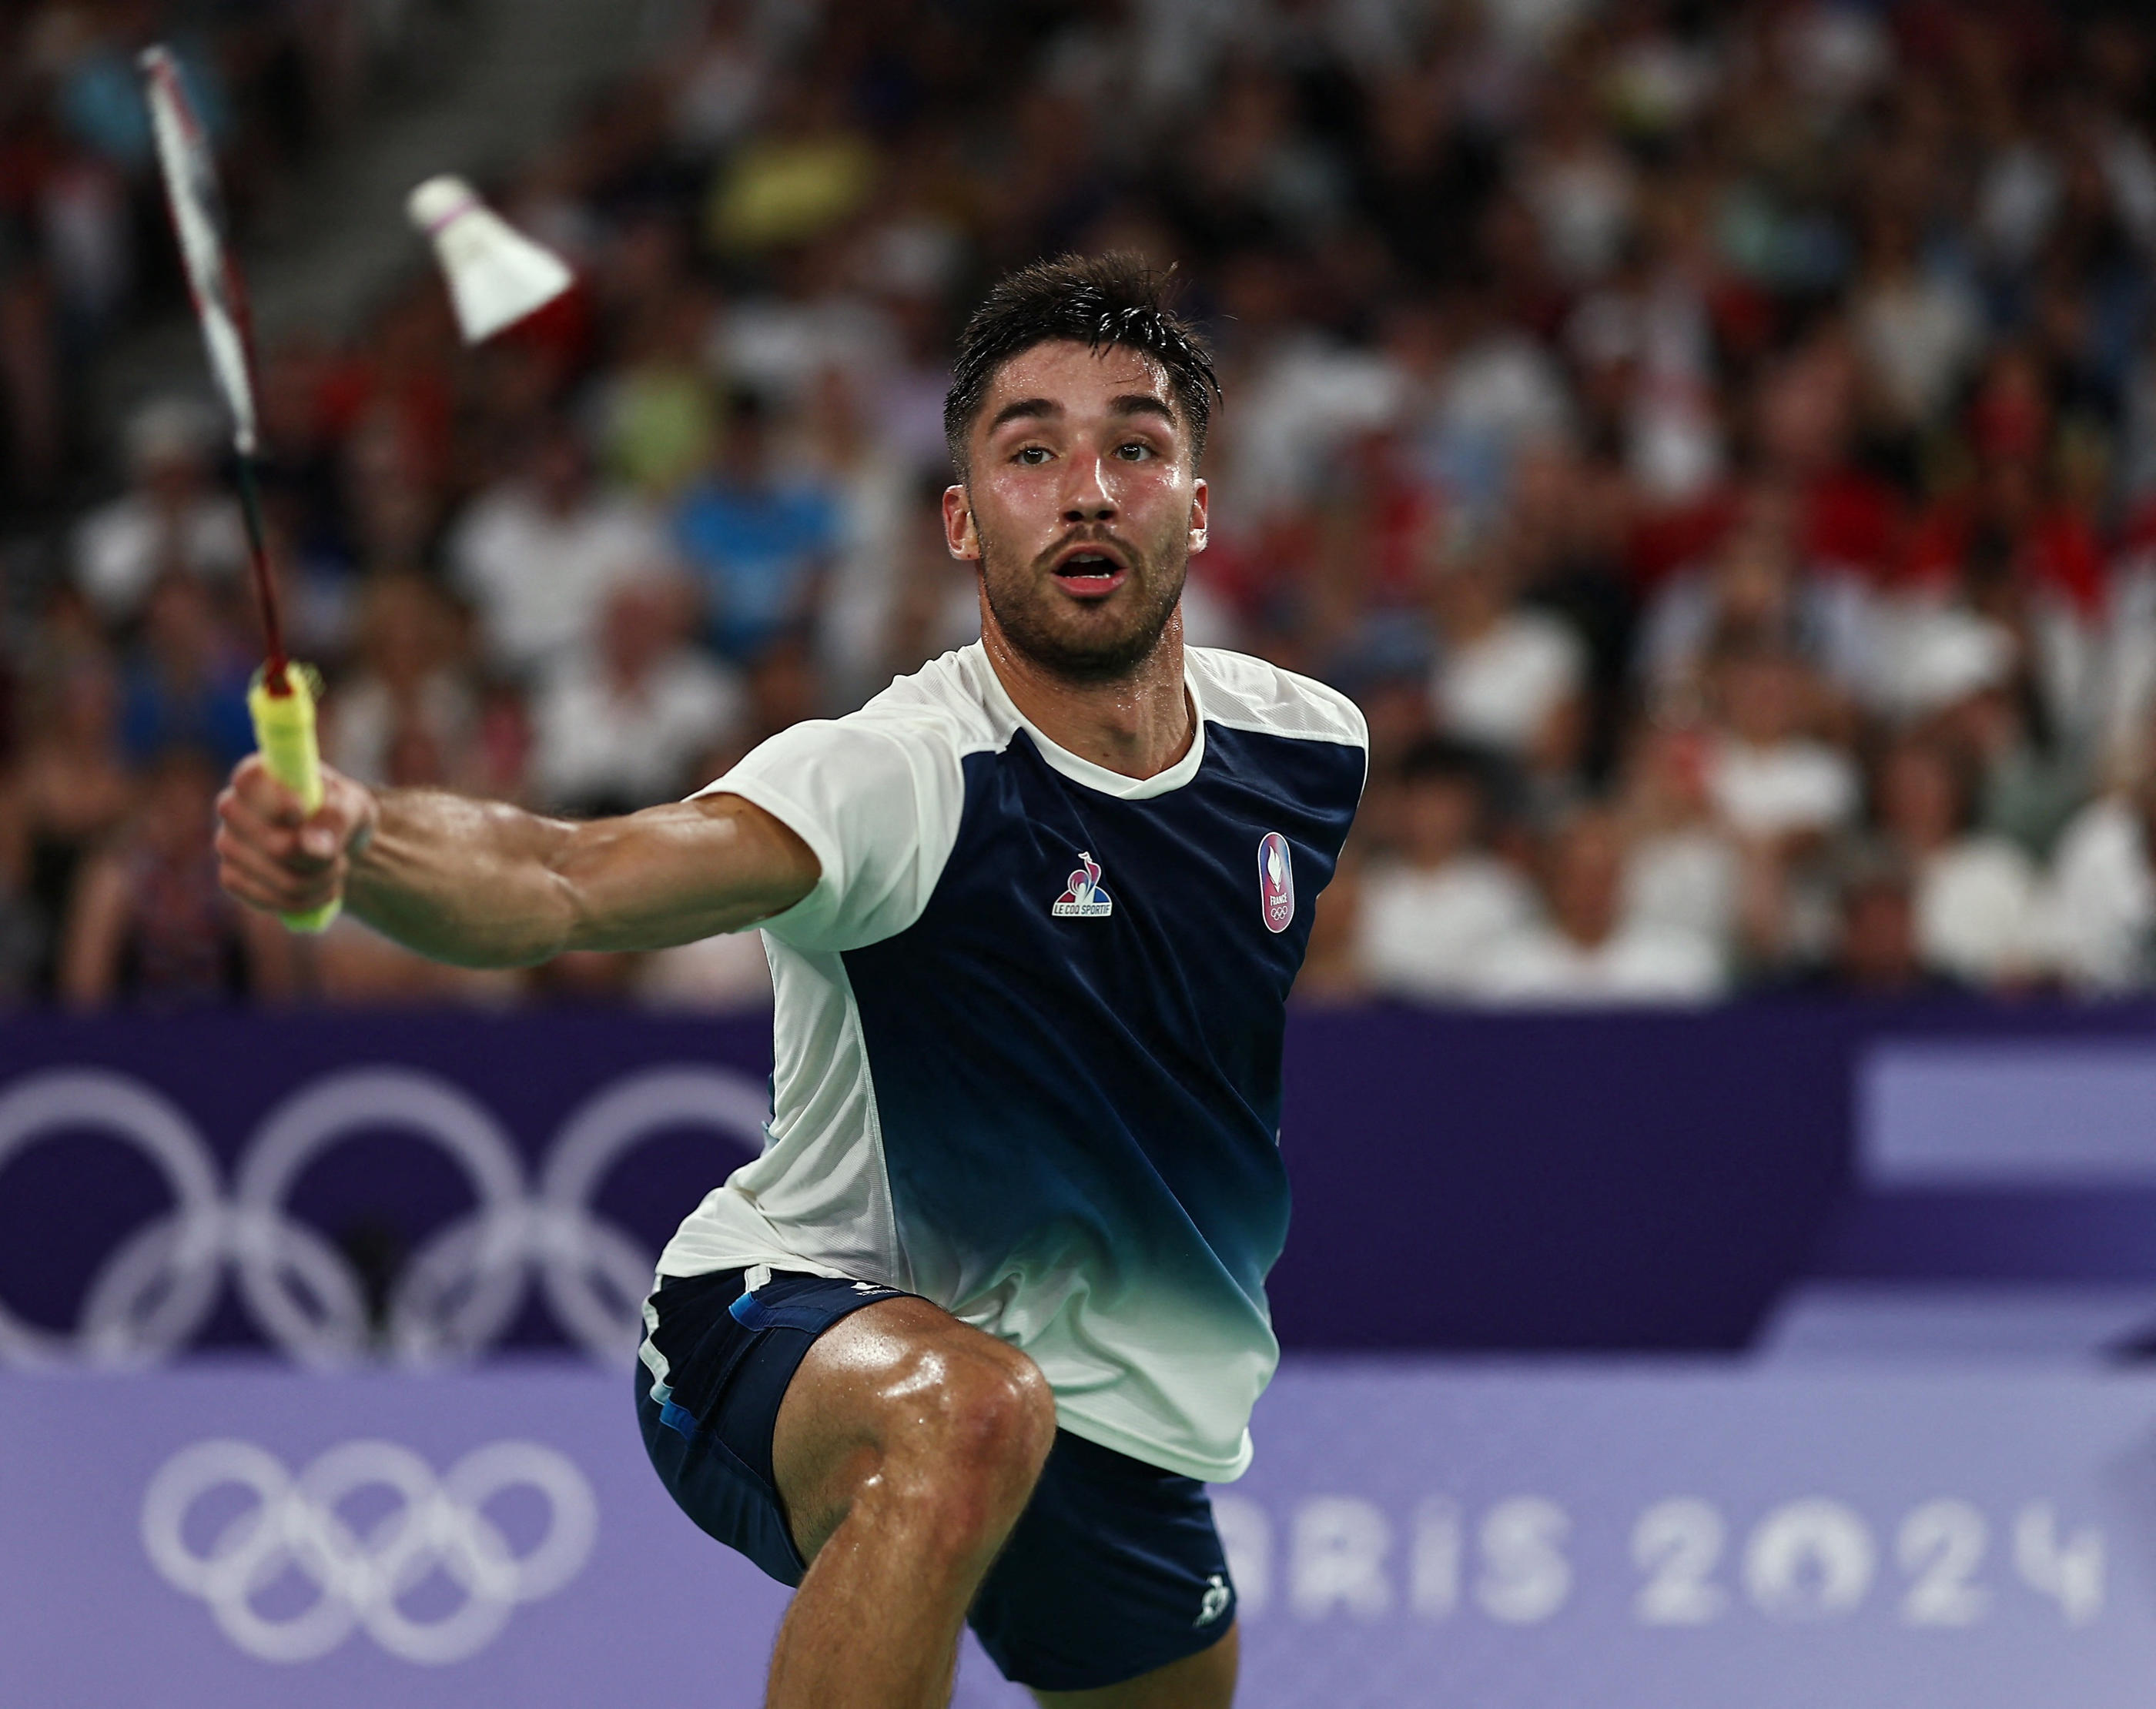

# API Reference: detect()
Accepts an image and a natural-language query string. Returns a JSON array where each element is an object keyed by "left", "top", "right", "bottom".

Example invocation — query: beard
[{"left": 976, "top": 523, "right": 1187, "bottom": 684}]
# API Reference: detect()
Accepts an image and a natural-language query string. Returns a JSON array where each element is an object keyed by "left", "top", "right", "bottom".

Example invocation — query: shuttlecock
[{"left": 407, "top": 175, "right": 573, "bottom": 345}]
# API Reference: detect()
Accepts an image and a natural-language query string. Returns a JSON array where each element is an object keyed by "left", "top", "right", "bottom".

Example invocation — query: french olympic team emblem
[
  {"left": 1258, "top": 832, "right": 1295, "bottom": 933},
  {"left": 1053, "top": 851, "right": 1114, "bottom": 918},
  {"left": 142, "top": 1437, "right": 598, "bottom": 1664},
  {"left": 0, "top": 1063, "right": 772, "bottom": 1367}
]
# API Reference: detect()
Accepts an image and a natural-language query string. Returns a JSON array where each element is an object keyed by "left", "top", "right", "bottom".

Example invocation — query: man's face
[
  {"left": 1401, "top": 775, "right": 1477, "bottom": 868},
  {"left": 945, "top": 339, "right": 1207, "bottom": 682}
]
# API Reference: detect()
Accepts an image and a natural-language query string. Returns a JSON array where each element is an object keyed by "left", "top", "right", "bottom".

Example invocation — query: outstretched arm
[{"left": 214, "top": 757, "right": 819, "bottom": 968}]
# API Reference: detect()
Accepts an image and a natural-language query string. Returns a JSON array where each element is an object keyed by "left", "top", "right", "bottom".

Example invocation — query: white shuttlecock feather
[{"left": 407, "top": 175, "right": 574, "bottom": 345}]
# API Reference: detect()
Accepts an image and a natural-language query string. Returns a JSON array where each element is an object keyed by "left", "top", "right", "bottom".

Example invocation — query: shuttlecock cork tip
[{"left": 407, "top": 176, "right": 477, "bottom": 235}]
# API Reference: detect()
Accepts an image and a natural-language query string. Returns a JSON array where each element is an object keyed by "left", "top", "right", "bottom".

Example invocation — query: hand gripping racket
[{"left": 139, "top": 45, "right": 336, "bottom": 932}]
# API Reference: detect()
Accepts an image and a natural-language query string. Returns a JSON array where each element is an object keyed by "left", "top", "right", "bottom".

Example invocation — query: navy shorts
[{"left": 635, "top": 1267, "right": 1238, "bottom": 1691}]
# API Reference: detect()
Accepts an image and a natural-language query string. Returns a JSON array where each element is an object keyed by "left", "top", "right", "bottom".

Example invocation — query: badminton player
[{"left": 215, "top": 253, "right": 1367, "bottom": 1707}]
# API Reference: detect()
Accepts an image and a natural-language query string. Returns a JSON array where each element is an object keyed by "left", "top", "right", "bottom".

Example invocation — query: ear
[
  {"left": 942, "top": 484, "right": 979, "bottom": 560},
  {"left": 1187, "top": 477, "right": 1210, "bottom": 556}
]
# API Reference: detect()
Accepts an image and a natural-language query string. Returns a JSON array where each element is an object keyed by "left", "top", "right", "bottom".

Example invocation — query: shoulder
[{"left": 1188, "top": 647, "right": 1368, "bottom": 751}]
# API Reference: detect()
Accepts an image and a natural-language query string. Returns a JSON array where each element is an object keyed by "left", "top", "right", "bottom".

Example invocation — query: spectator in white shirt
[
  {"left": 1472, "top": 807, "right": 1726, "bottom": 1005},
  {"left": 72, "top": 398, "right": 246, "bottom": 624},
  {"left": 1430, "top": 544, "right": 1587, "bottom": 774},
  {"left": 1872, "top": 735, "right": 2040, "bottom": 986},
  {"left": 1614, "top": 718, "right": 1747, "bottom": 957},
  {"left": 1704, "top": 637, "right": 1860, "bottom": 844},
  {"left": 2044, "top": 776, "right": 2156, "bottom": 993},
  {"left": 448, "top": 416, "right": 672, "bottom": 680},
  {"left": 1354, "top": 737, "right": 1536, "bottom": 1001},
  {"left": 531, "top": 574, "right": 745, "bottom": 817}
]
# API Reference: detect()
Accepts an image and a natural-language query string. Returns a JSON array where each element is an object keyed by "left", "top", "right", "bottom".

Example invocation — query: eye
[
  {"left": 1115, "top": 441, "right": 1153, "bottom": 461},
  {"left": 1013, "top": 445, "right": 1051, "bottom": 466}
]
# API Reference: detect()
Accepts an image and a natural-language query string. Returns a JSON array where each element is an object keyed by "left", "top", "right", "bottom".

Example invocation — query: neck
[{"left": 981, "top": 610, "right": 1194, "bottom": 780}]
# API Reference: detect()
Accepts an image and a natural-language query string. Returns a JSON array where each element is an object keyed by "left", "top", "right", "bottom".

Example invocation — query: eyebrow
[
  {"left": 1108, "top": 393, "right": 1177, "bottom": 429},
  {"left": 984, "top": 393, "right": 1179, "bottom": 436},
  {"left": 986, "top": 396, "right": 1059, "bottom": 435}
]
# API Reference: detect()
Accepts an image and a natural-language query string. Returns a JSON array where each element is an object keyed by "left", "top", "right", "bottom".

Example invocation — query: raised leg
[{"left": 763, "top": 1295, "right": 1057, "bottom": 1709}]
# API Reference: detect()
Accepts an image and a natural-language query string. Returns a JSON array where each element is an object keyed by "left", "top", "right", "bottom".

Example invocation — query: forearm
[
  {"left": 218, "top": 753, "right": 820, "bottom": 964},
  {"left": 345, "top": 789, "right": 584, "bottom": 968},
  {"left": 343, "top": 788, "right": 817, "bottom": 968}
]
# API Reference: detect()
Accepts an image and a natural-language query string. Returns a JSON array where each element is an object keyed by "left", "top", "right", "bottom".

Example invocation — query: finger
[
  {"left": 219, "top": 851, "right": 311, "bottom": 915},
  {"left": 218, "top": 784, "right": 293, "bottom": 844},
  {"left": 217, "top": 831, "right": 340, "bottom": 910},
  {"left": 295, "top": 805, "right": 349, "bottom": 865},
  {"left": 223, "top": 858, "right": 343, "bottom": 917},
  {"left": 216, "top": 793, "right": 316, "bottom": 874},
  {"left": 218, "top": 848, "right": 313, "bottom": 913},
  {"left": 231, "top": 757, "right": 306, "bottom": 827},
  {"left": 223, "top": 786, "right": 350, "bottom": 876},
  {"left": 223, "top": 868, "right": 300, "bottom": 915}
]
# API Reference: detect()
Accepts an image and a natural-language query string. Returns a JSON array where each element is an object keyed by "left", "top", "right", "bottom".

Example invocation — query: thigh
[
  {"left": 770, "top": 1291, "right": 1048, "bottom": 1564},
  {"left": 635, "top": 1266, "right": 916, "bottom": 1584},
  {"left": 1033, "top": 1624, "right": 1237, "bottom": 1709}
]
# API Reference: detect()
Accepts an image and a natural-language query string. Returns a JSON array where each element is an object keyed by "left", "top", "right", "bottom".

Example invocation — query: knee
[{"left": 878, "top": 1342, "right": 1055, "bottom": 1550}]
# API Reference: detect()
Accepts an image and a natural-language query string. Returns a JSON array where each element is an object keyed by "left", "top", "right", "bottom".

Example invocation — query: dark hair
[
  {"left": 1398, "top": 736, "right": 1506, "bottom": 839},
  {"left": 722, "top": 383, "right": 772, "bottom": 426},
  {"left": 942, "top": 252, "right": 1220, "bottom": 477},
  {"left": 1398, "top": 735, "right": 1489, "bottom": 787}
]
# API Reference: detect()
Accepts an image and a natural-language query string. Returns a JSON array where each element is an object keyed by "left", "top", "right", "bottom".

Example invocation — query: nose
[{"left": 1060, "top": 449, "right": 1115, "bottom": 524}]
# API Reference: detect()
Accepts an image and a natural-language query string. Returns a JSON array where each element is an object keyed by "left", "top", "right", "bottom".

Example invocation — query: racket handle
[{"left": 247, "top": 666, "right": 340, "bottom": 934}]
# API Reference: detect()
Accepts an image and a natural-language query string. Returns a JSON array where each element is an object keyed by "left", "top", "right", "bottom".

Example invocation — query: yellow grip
[{"left": 247, "top": 665, "right": 340, "bottom": 934}]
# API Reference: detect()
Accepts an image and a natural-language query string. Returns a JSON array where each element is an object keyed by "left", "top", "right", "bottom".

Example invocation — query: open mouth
[{"left": 1050, "top": 545, "right": 1130, "bottom": 598}]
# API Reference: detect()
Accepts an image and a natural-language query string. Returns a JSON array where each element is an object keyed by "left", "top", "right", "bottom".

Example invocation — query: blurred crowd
[{"left": 6, "top": 0, "right": 2156, "bottom": 1012}]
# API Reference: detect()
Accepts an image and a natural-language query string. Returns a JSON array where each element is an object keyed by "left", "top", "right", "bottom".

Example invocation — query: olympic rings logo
[
  {"left": 142, "top": 1437, "right": 598, "bottom": 1664},
  {"left": 0, "top": 1064, "right": 770, "bottom": 1367}
]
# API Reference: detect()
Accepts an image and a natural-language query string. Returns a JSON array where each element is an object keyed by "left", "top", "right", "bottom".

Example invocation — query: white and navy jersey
[{"left": 657, "top": 642, "right": 1367, "bottom": 1480}]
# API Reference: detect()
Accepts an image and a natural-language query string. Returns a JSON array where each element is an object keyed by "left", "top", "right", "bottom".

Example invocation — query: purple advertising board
[
  {"left": 11, "top": 1000, "right": 2156, "bottom": 1367},
  {"left": 2, "top": 1363, "right": 2150, "bottom": 1707}
]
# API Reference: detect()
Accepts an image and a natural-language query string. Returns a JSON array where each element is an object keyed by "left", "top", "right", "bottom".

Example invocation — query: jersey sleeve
[{"left": 693, "top": 711, "right": 966, "bottom": 953}]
